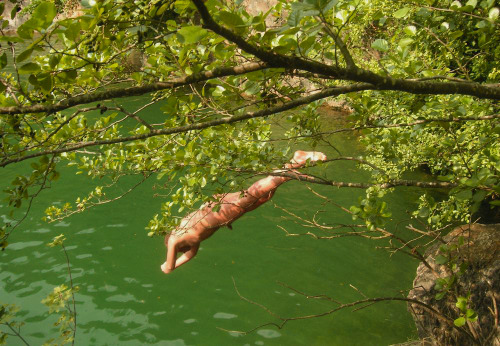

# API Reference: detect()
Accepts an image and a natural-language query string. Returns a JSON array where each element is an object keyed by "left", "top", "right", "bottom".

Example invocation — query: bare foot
[
  {"left": 161, "top": 262, "right": 171, "bottom": 274},
  {"left": 289, "top": 151, "right": 327, "bottom": 168}
]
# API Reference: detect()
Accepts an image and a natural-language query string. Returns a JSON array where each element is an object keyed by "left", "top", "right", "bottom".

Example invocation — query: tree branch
[
  {"left": 191, "top": 0, "right": 500, "bottom": 100},
  {"left": 0, "top": 62, "right": 268, "bottom": 115},
  {"left": 0, "top": 83, "right": 374, "bottom": 167},
  {"left": 269, "top": 171, "right": 459, "bottom": 189},
  {"left": 4, "top": 322, "right": 30, "bottom": 346},
  {"left": 222, "top": 278, "right": 477, "bottom": 342},
  {"left": 264, "top": 114, "right": 500, "bottom": 143},
  {"left": 318, "top": 14, "right": 356, "bottom": 70}
]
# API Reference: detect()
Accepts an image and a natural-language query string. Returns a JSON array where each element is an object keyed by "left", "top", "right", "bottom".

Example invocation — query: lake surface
[{"left": 1, "top": 77, "right": 423, "bottom": 344}]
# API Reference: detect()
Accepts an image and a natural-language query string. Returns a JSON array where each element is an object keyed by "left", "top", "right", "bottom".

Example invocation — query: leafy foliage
[
  {"left": 0, "top": 0, "right": 499, "bottom": 342},
  {"left": 0, "top": 303, "right": 23, "bottom": 345}
]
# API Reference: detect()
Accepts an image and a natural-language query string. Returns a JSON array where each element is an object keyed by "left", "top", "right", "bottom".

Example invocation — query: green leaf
[
  {"left": 39, "top": 74, "right": 53, "bottom": 92},
  {"left": 0, "top": 52, "right": 7, "bottom": 70},
  {"left": 0, "top": 3, "right": 4, "bottom": 16},
  {"left": 319, "top": 0, "right": 338, "bottom": 12},
  {"left": 177, "top": 26, "right": 208, "bottom": 44},
  {"left": 371, "top": 39, "right": 389, "bottom": 52},
  {"left": 399, "top": 38, "right": 414, "bottom": 47},
  {"left": 11, "top": 4, "right": 19, "bottom": 20},
  {"left": 64, "top": 22, "right": 81, "bottom": 42},
  {"left": 435, "top": 291, "right": 446, "bottom": 300},
  {"left": 404, "top": 25, "right": 417, "bottom": 36},
  {"left": 418, "top": 206, "right": 429, "bottom": 218},
  {"left": 435, "top": 255, "right": 448, "bottom": 265},
  {"left": 17, "top": 48, "right": 33, "bottom": 63},
  {"left": 288, "top": 9, "right": 303, "bottom": 27},
  {"left": 33, "top": 1, "right": 57, "bottom": 30},
  {"left": 19, "top": 62, "right": 41, "bottom": 74},
  {"left": 476, "top": 20, "right": 488, "bottom": 29},
  {"left": 17, "top": 22, "right": 35, "bottom": 39},
  {"left": 454, "top": 316, "right": 466, "bottom": 327},
  {"left": 455, "top": 189, "right": 472, "bottom": 201},
  {"left": 291, "top": 1, "right": 320, "bottom": 17},
  {"left": 472, "top": 190, "right": 487, "bottom": 202},
  {"left": 456, "top": 297, "right": 467, "bottom": 311},
  {"left": 489, "top": 7, "right": 499, "bottom": 20},
  {"left": 394, "top": 7, "right": 410, "bottom": 19},
  {"left": 156, "top": 3, "right": 171, "bottom": 16},
  {"left": 466, "top": 0, "right": 477, "bottom": 8},
  {"left": 449, "top": 30, "right": 463, "bottom": 40},
  {"left": 49, "top": 55, "right": 61, "bottom": 69},
  {"left": 218, "top": 11, "right": 245, "bottom": 29},
  {"left": 466, "top": 309, "right": 477, "bottom": 321},
  {"left": 59, "top": 69, "right": 77, "bottom": 81},
  {"left": 28, "top": 74, "right": 39, "bottom": 86},
  {"left": 0, "top": 36, "right": 24, "bottom": 43}
]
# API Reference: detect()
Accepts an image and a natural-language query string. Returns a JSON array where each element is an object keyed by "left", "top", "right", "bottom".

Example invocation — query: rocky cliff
[{"left": 408, "top": 223, "right": 499, "bottom": 345}]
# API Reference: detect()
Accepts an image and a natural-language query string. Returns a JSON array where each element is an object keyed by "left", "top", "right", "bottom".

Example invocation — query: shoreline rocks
[{"left": 408, "top": 223, "right": 499, "bottom": 345}]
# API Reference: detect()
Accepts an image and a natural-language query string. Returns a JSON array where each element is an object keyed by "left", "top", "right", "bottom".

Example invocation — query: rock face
[
  {"left": 408, "top": 223, "right": 499, "bottom": 345},
  {"left": 3, "top": 2, "right": 26, "bottom": 31},
  {"left": 3, "top": 0, "right": 84, "bottom": 32},
  {"left": 241, "top": 0, "right": 281, "bottom": 27}
]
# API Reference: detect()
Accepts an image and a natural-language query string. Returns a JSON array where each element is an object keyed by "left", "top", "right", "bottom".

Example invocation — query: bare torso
[{"left": 173, "top": 189, "right": 274, "bottom": 242}]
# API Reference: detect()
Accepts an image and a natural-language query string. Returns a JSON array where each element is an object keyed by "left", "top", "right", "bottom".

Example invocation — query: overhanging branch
[
  {"left": 191, "top": 0, "right": 500, "bottom": 100},
  {"left": 270, "top": 171, "right": 459, "bottom": 189},
  {"left": 0, "top": 83, "right": 374, "bottom": 167},
  {"left": 0, "top": 62, "right": 268, "bottom": 115}
]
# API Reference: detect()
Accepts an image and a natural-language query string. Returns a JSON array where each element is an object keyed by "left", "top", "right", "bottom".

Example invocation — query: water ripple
[
  {"left": 106, "top": 293, "right": 137, "bottom": 302},
  {"left": 8, "top": 241, "right": 43, "bottom": 251},
  {"left": 257, "top": 329, "right": 282, "bottom": 339},
  {"left": 10, "top": 255, "right": 28, "bottom": 264},
  {"left": 32, "top": 228, "right": 51, "bottom": 234},
  {"left": 76, "top": 228, "right": 96, "bottom": 235},
  {"left": 213, "top": 312, "right": 237, "bottom": 319}
]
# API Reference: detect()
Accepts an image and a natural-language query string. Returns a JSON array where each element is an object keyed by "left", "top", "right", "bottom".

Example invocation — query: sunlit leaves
[
  {"left": 217, "top": 11, "right": 246, "bottom": 33},
  {"left": 489, "top": 7, "right": 499, "bottom": 20},
  {"left": 17, "top": 1, "right": 56, "bottom": 39},
  {"left": 288, "top": 0, "right": 338, "bottom": 27},
  {"left": 0, "top": 304, "right": 23, "bottom": 345},
  {"left": 32, "top": 1, "right": 57, "bottom": 29},
  {"left": 176, "top": 26, "right": 208, "bottom": 44},
  {"left": 16, "top": 48, "right": 33, "bottom": 63},
  {"left": 393, "top": 7, "right": 411, "bottom": 19},
  {"left": 371, "top": 39, "right": 389, "bottom": 52},
  {"left": 18, "top": 62, "right": 40, "bottom": 74}
]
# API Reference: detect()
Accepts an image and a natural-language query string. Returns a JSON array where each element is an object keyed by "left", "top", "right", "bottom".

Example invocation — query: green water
[{"left": 1, "top": 96, "right": 423, "bottom": 345}]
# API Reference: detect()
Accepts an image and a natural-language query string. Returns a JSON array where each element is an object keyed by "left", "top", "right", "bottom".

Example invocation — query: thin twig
[
  {"left": 4, "top": 322, "right": 30, "bottom": 345},
  {"left": 61, "top": 243, "right": 77, "bottom": 345}
]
